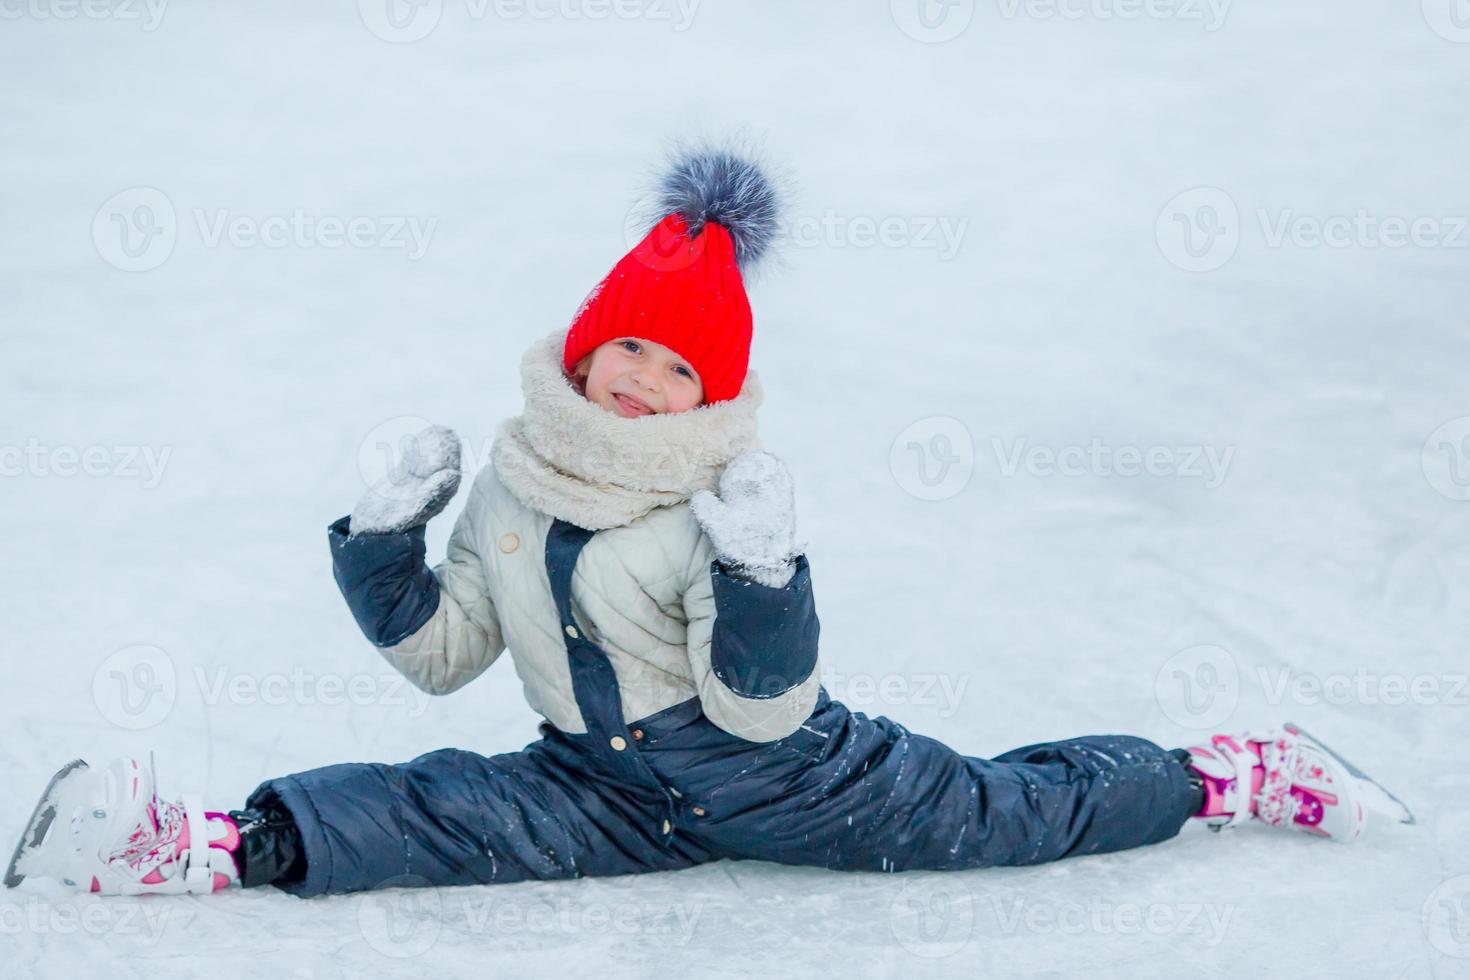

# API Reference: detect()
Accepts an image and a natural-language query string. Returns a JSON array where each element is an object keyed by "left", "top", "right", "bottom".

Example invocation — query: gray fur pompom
[{"left": 652, "top": 140, "right": 784, "bottom": 272}]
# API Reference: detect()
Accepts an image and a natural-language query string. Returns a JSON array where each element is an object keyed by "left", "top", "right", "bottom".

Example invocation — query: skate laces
[
  {"left": 126, "top": 799, "right": 182, "bottom": 869},
  {"left": 110, "top": 796, "right": 189, "bottom": 881},
  {"left": 1254, "top": 736, "right": 1309, "bottom": 828}
]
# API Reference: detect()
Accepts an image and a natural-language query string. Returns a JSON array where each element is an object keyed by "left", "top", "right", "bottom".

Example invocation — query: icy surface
[{"left": 2, "top": 2, "right": 1468, "bottom": 977}]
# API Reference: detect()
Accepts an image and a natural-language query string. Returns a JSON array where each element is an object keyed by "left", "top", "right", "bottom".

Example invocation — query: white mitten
[
  {"left": 690, "top": 450, "right": 802, "bottom": 588},
  {"left": 350, "top": 425, "right": 462, "bottom": 536}
]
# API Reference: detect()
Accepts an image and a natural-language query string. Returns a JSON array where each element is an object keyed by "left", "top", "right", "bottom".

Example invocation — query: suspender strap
[{"left": 544, "top": 520, "right": 676, "bottom": 837}]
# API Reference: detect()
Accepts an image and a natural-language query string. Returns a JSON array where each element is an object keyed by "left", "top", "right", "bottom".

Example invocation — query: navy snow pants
[{"left": 246, "top": 687, "right": 1196, "bottom": 898}]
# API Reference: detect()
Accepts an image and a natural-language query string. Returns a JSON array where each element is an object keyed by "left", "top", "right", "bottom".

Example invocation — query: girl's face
[{"left": 572, "top": 337, "right": 705, "bottom": 416}]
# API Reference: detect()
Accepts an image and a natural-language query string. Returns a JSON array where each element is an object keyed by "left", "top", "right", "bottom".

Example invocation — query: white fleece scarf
[{"left": 491, "top": 330, "right": 764, "bottom": 530}]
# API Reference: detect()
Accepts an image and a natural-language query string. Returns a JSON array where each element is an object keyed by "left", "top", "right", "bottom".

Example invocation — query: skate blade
[
  {"left": 1284, "top": 721, "right": 1416, "bottom": 826},
  {"left": 4, "top": 760, "right": 90, "bottom": 888},
  {"left": 1352, "top": 773, "right": 1415, "bottom": 826}
]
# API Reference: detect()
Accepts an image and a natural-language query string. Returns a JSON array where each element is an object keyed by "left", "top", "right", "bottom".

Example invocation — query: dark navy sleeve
[
  {"left": 327, "top": 515, "right": 441, "bottom": 648},
  {"left": 709, "top": 553, "right": 820, "bottom": 699}
]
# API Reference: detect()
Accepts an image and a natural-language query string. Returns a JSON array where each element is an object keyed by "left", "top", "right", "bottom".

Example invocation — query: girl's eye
[
  {"left": 621, "top": 340, "right": 640, "bottom": 354},
  {"left": 674, "top": 365, "right": 692, "bottom": 379}
]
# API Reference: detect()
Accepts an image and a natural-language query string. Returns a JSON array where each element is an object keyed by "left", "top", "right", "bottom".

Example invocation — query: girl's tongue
[{"left": 611, "top": 391, "right": 653, "bottom": 417}]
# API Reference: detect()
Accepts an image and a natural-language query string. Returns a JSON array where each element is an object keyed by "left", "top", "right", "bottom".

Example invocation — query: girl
[{"left": 7, "top": 144, "right": 1380, "bottom": 899}]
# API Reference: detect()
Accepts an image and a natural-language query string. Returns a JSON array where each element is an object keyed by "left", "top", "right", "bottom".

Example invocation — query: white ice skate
[
  {"left": 1184, "top": 726, "right": 1372, "bottom": 843},
  {"left": 5, "top": 755, "right": 240, "bottom": 895}
]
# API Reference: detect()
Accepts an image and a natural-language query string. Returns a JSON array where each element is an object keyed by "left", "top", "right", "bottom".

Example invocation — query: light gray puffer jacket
[{"left": 335, "top": 331, "right": 821, "bottom": 743}]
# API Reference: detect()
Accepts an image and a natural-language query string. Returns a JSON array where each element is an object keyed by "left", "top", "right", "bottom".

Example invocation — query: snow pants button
[
  {"left": 565, "top": 625, "right": 579, "bottom": 639},
  {"left": 498, "top": 532, "right": 520, "bottom": 554},
  {"left": 691, "top": 807, "right": 705, "bottom": 817},
  {"left": 661, "top": 819, "right": 671, "bottom": 835},
  {"left": 631, "top": 728, "right": 644, "bottom": 740},
  {"left": 609, "top": 735, "right": 627, "bottom": 751}
]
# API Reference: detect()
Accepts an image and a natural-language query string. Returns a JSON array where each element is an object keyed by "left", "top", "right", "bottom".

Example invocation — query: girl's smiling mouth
[{"left": 612, "top": 391, "right": 653, "bottom": 416}]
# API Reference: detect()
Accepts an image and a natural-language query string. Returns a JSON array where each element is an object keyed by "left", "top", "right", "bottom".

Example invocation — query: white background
[{"left": 2, "top": 0, "right": 1468, "bottom": 976}]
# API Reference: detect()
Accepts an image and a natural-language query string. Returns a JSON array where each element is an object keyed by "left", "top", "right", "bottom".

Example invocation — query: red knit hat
[{"left": 563, "top": 145, "right": 783, "bottom": 406}]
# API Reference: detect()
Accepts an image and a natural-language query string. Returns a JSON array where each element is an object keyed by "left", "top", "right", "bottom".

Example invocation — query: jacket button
[
  {"left": 609, "top": 735, "right": 627, "bottom": 751},
  {"left": 498, "top": 532, "right": 519, "bottom": 554},
  {"left": 692, "top": 806, "right": 705, "bottom": 816},
  {"left": 631, "top": 728, "right": 644, "bottom": 740},
  {"left": 661, "top": 819, "right": 671, "bottom": 835},
  {"left": 565, "top": 625, "right": 579, "bottom": 639}
]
